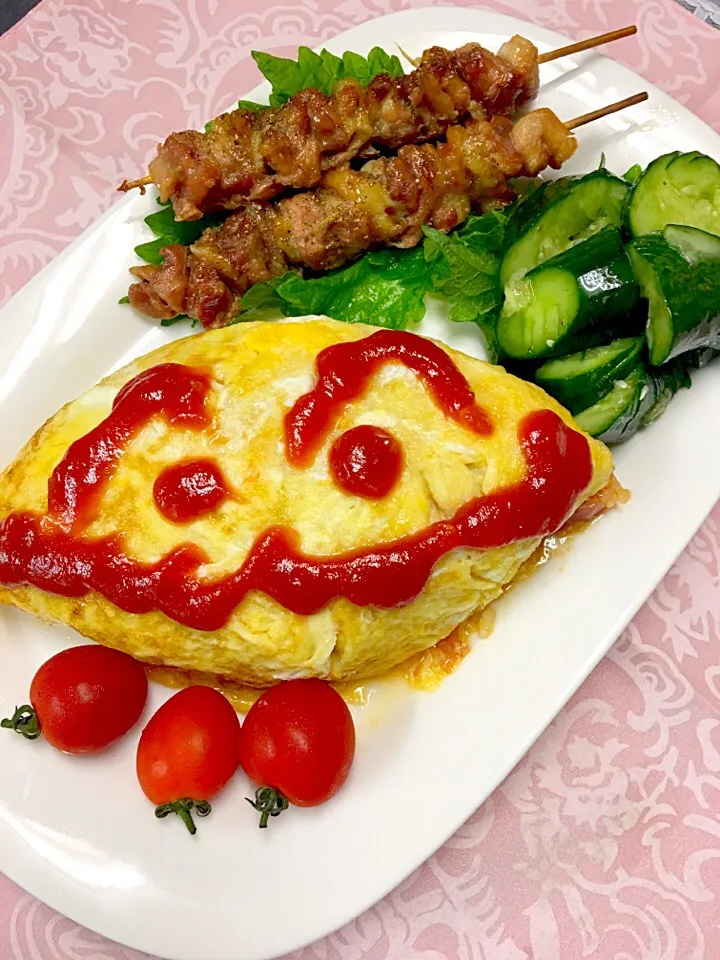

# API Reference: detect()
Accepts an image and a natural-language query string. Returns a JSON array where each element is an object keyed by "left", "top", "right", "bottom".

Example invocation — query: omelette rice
[{"left": 0, "top": 317, "right": 615, "bottom": 687}]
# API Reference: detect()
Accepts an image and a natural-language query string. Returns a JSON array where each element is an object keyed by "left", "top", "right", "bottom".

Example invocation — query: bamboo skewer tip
[
  {"left": 567, "top": 91, "right": 648, "bottom": 130},
  {"left": 538, "top": 25, "right": 637, "bottom": 65},
  {"left": 394, "top": 26, "right": 639, "bottom": 72},
  {"left": 119, "top": 175, "right": 152, "bottom": 195}
]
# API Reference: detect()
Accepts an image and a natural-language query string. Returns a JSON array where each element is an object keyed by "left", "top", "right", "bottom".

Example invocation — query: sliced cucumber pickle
[
  {"left": 498, "top": 268, "right": 579, "bottom": 358},
  {"left": 639, "top": 359, "right": 692, "bottom": 428},
  {"left": 500, "top": 169, "right": 629, "bottom": 289},
  {"left": 497, "top": 230, "right": 639, "bottom": 360},
  {"left": 574, "top": 358, "right": 693, "bottom": 444},
  {"left": 666, "top": 222, "right": 720, "bottom": 260},
  {"left": 535, "top": 337, "right": 645, "bottom": 414},
  {"left": 628, "top": 225, "right": 720, "bottom": 365},
  {"left": 574, "top": 366, "right": 650, "bottom": 443},
  {"left": 626, "top": 151, "right": 720, "bottom": 238}
]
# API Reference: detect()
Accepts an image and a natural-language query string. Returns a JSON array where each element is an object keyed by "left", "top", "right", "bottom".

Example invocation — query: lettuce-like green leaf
[
  {"left": 252, "top": 46, "right": 403, "bottom": 107},
  {"left": 237, "top": 99, "right": 265, "bottom": 112},
  {"left": 143, "top": 205, "right": 224, "bottom": 246},
  {"left": 337, "top": 48, "right": 405, "bottom": 87},
  {"left": 160, "top": 314, "right": 196, "bottom": 328},
  {"left": 456, "top": 209, "right": 507, "bottom": 250},
  {"left": 133, "top": 237, "right": 167, "bottom": 266},
  {"left": 423, "top": 211, "right": 507, "bottom": 360},
  {"left": 134, "top": 204, "right": 225, "bottom": 265},
  {"left": 237, "top": 247, "right": 431, "bottom": 328}
]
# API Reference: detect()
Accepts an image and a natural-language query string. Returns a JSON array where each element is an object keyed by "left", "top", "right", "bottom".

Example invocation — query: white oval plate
[{"left": 1, "top": 7, "right": 719, "bottom": 960}]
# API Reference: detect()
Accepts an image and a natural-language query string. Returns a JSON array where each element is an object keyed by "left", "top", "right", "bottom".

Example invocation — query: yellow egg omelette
[{"left": 0, "top": 317, "right": 617, "bottom": 686}]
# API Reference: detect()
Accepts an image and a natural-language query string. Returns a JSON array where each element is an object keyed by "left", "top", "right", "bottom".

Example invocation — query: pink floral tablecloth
[{"left": 2, "top": 1, "right": 720, "bottom": 958}]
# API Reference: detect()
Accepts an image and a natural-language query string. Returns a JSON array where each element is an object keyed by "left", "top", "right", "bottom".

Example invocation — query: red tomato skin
[
  {"left": 136, "top": 686, "right": 240, "bottom": 805},
  {"left": 238, "top": 678, "right": 356, "bottom": 807},
  {"left": 29, "top": 644, "right": 148, "bottom": 754}
]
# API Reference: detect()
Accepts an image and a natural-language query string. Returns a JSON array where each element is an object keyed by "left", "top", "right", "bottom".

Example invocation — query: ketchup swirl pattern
[
  {"left": 285, "top": 330, "right": 493, "bottom": 467},
  {"left": 0, "top": 333, "right": 592, "bottom": 629},
  {"left": 49, "top": 364, "right": 212, "bottom": 530}
]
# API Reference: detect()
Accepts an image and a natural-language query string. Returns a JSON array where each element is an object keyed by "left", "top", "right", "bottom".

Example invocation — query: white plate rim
[{"left": 0, "top": 7, "right": 719, "bottom": 960}]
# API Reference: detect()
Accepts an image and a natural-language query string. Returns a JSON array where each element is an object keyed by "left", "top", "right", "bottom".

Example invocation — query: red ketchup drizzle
[
  {"left": 285, "top": 329, "right": 492, "bottom": 467},
  {"left": 48, "top": 363, "right": 212, "bottom": 531},
  {"left": 154, "top": 459, "right": 231, "bottom": 524},
  {"left": 330, "top": 426, "right": 403, "bottom": 499},
  {"left": 0, "top": 344, "right": 594, "bottom": 631}
]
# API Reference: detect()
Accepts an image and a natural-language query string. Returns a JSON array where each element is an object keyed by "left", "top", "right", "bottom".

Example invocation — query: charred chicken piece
[
  {"left": 144, "top": 37, "right": 540, "bottom": 221},
  {"left": 128, "top": 108, "right": 575, "bottom": 327}
]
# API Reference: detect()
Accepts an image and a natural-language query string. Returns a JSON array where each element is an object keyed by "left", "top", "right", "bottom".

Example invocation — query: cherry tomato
[
  {"left": 136, "top": 685, "right": 240, "bottom": 835},
  {"left": 1, "top": 644, "right": 148, "bottom": 754},
  {"left": 238, "top": 678, "right": 355, "bottom": 827}
]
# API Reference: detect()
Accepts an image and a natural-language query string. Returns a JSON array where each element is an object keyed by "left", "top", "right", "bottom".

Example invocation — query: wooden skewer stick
[
  {"left": 538, "top": 25, "right": 637, "bottom": 65},
  {"left": 567, "top": 91, "right": 648, "bottom": 130},
  {"left": 119, "top": 175, "right": 152, "bottom": 194},
  {"left": 397, "top": 26, "right": 639, "bottom": 71}
]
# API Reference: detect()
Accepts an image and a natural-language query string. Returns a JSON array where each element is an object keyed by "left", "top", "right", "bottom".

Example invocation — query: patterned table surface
[{"left": 1, "top": 1, "right": 720, "bottom": 958}]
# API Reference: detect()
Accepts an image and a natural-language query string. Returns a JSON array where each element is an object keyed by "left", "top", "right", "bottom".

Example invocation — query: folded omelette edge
[{"left": 0, "top": 316, "right": 615, "bottom": 686}]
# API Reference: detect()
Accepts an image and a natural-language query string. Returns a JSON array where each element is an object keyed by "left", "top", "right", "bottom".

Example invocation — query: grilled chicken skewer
[
  {"left": 119, "top": 26, "right": 636, "bottom": 221},
  {"left": 128, "top": 93, "right": 647, "bottom": 329}
]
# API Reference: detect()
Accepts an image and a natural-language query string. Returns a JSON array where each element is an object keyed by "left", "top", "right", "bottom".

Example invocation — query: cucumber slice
[
  {"left": 497, "top": 230, "right": 639, "bottom": 359},
  {"left": 666, "top": 222, "right": 720, "bottom": 261},
  {"left": 628, "top": 224, "right": 720, "bottom": 365},
  {"left": 627, "top": 151, "right": 720, "bottom": 238},
  {"left": 503, "top": 177, "right": 579, "bottom": 246},
  {"left": 535, "top": 337, "right": 645, "bottom": 414},
  {"left": 575, "top": 366, "right": 647, "bottom": 443},
  {"left": 575, "top": 358, "right": 694, "bottom": 443},
  {"left": 639, "top": 359, "right": 692, "bottom": 428},
  {"left": 500, "top": 169, "right": 629, "bottom": 289},
  {"left": 498, "top": 268, "right": 579, "bottom": 358},
  {"left": 546, "top": 226, "right": 624, "bottom": 273}
]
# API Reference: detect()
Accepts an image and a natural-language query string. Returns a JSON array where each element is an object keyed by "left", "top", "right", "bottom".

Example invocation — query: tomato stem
[
  {"left": 154, "top": 799, "right": 211, "bottom": 835},
  {"left": 246, "top": 786, "right": 289, "bottom": 828},
  {"left": 1, "top": 704, "right": 41, "bottom": 741}
]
